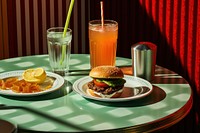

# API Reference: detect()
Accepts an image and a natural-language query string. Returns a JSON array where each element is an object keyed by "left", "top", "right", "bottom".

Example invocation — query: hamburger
[{"left": 87, "top": 66, "right": 126, "bottom": 98}]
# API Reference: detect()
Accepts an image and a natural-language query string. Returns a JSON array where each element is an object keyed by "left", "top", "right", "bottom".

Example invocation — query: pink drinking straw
[{"left": 100, "top": 1, "right": 104, "bottom": 27}]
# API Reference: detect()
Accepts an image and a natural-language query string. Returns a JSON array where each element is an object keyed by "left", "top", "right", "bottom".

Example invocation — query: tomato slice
[{"left": 93, "top": 79, "right": 109, "bottom": 87}]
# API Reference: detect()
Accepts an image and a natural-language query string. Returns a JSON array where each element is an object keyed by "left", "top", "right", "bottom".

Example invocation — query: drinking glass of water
[{"left": 47, "top": 27, "right": 72, "bottom": 76}]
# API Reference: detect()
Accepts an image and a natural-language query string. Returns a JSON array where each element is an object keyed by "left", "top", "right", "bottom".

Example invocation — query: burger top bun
[{"left": 89, "top": 66, "right": 124, "bottom": 79}]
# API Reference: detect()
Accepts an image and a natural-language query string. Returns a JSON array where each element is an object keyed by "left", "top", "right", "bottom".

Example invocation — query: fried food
[
  {"left": 0, "top": 68, "right": 54, "bottom": 93},
  {"left": 0, "top": 77, "right": 53, "bottom": 93},
  {"left": 0, "top": 79, "right": 5, "bottom": 89}
]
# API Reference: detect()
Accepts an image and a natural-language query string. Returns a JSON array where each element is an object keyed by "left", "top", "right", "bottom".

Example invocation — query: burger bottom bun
[{"left": 87, "top": 88, "right": 123, "bottom": 98}]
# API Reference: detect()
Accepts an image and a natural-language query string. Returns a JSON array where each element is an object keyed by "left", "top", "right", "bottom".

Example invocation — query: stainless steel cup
[{"left": 131, "top": 42, "right": 157, "bottom": 81}]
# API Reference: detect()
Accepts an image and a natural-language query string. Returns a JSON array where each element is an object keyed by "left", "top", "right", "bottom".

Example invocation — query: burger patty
[{"left": 87, "top": 81, "right": 123, "bottom": 95}]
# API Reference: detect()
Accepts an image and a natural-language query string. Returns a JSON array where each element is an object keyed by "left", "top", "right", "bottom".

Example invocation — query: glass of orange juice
[{"left": 89, "top": 20, "right": 118, "bottom": 68}]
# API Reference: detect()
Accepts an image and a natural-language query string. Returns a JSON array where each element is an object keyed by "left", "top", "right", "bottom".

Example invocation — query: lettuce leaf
[{"left": 96, "top": 78, "right": 126, "bottom": 87}]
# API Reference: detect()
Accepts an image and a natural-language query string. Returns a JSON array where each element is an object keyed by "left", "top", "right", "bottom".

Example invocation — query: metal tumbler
[{"left": 131, "top": 42, "right": 157, "bottom": 81}]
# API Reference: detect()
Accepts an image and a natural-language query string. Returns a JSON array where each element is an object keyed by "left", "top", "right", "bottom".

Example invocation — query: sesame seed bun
[{"left": 89, "top": 66, "right": 124, "bottom": 79}]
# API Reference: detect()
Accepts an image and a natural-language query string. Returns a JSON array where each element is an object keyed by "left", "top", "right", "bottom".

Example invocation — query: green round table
[{"left": 0, "top": 54, "right": 193, "bottom": 132}]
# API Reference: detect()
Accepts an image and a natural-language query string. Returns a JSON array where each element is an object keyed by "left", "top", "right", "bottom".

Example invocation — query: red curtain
[
  {"left": 138, "top": 0, "right": 200, "bottom": 126},
  {"left": 138, "top": 0, "right": 199, "bottom": 99},
  {"left": 141, "top": 0, "right": 200, "bottom": 128}
]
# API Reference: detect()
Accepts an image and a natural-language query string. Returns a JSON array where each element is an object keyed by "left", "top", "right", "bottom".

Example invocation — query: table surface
[{"left": 0, "top": 54, "right": 193, "bottom": 132}]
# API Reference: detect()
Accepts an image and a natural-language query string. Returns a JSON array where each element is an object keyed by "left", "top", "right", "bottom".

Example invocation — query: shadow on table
[
  {"left": 0, "top": 104, "right": 87, "bottom": 132},
  {"left": 0, "top": 79, "right": 86, "bottom": 132},
  {"left": 1, "top": 80, "right": 73, "bottom": 101},
  {"left": 86, "top": 85, "right": 166, "bottom": 107}
]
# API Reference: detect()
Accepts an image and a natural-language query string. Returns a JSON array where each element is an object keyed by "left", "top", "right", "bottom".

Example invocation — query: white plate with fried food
[{"left": 0, "top": 70, "right": 64, "bottom": 96}]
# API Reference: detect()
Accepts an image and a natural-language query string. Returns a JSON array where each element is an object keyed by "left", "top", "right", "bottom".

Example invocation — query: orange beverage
[{"left": 89, "top": 20, "right": 118, "bottom": 68}]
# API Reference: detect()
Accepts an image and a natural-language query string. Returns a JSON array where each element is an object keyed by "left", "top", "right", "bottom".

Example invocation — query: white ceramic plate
[
  {"left": 73, "top": 75, "right": 153, "bottom": 102},
  {"left": 0, "top": 70, "right": 64, "bottom": 96}
]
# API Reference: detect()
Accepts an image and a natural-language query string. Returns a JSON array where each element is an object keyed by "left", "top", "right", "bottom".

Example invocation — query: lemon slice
[
  {"left": 22, "top": 68, "right": 46, "bottom": 84},
  {"left": 34, "top": 68, "right": 45, "bottom": 77}
]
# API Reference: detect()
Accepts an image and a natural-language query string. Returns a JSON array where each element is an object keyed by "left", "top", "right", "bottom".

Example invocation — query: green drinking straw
[
  {"left": 63, "top": 0, "right": 74, "bottom": 37},
  {"left": 60, "top": 0, "right": 75, "bottom": 65}
]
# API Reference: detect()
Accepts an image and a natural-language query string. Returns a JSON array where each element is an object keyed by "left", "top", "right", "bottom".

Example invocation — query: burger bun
[
  {"left": 89, "top": 66, "right": 124, "bottom": 79},
  {"left": 87, "top": 88, "right": 123, "bottom": 98}
]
